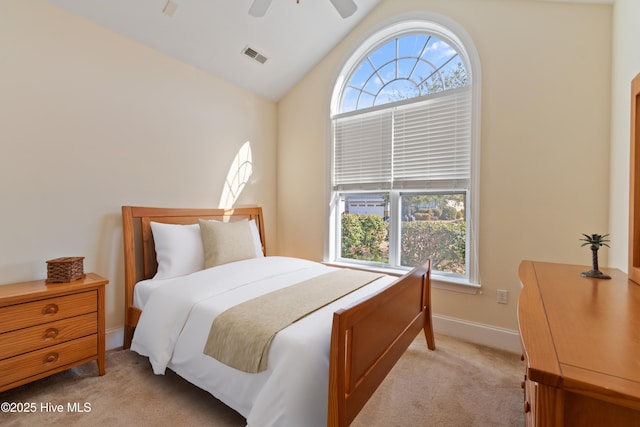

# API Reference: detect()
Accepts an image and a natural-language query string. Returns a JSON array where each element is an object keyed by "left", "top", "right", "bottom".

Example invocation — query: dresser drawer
[
  {"left": 0, "top": 334, "right": 97, "bottom": 388},
  {"left": 0, "top": 312, "right": 97, "bottom": 360},
  {"left": 0, "top": 291, "right": 96, "bottom": 333}
]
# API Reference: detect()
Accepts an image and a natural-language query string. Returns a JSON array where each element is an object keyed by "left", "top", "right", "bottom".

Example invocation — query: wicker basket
[{"left": 46, "top": 257, "right": 85, "bottom": 283}]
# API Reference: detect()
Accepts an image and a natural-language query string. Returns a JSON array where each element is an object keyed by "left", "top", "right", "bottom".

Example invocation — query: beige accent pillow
[{"left": 199, "top": 219, "right": 258, "bottom": 268}]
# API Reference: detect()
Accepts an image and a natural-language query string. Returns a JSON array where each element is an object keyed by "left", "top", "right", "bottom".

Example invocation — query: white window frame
[{"left": 326, "top": 15, "right": 482, "bottom": 292}]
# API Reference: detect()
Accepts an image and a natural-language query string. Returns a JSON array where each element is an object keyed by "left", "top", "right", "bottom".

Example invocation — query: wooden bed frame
[{"left": 121, "top": 205, "right": 435, "bottom": 427}]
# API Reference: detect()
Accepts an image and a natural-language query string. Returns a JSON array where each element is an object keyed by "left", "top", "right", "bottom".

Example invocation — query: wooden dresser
[
  {"left": 518, "top": 261, "right": 640, "bottom": 426},
  {"left": 0, "top": 273, "right": 108, "bottom": 392}
]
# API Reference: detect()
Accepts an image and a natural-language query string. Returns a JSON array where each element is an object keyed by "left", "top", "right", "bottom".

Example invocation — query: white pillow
[
  {"left": 150, "top": 219, "right": 264, "bottom": 279},
  {"left": 248, "top": 219, "right": 265, "bottom": 258},
  {"left": 150, "top": 222, "right": 204, "bottom": 279}
]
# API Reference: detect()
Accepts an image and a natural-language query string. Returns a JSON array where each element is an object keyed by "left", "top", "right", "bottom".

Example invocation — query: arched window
[
  {"left": 340, "top": 34, "right": 468, "bottom": 112},
  {"left": 329, "top": 18, "right": 480, "bottom": 287}
]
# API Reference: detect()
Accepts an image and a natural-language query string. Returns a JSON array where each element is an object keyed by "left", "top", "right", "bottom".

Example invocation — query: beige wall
[
  {"left": 608, "top": 0, "right": 640, "bottom": 271},
  {"left": 277, "top": 0, "right": 612, "bottom": 331},
  {"left": 0, "top": 0, "right": 619, "bottom": 345},
  {"left": 0, "top": 1, "right": 277, "bottom": 334}
]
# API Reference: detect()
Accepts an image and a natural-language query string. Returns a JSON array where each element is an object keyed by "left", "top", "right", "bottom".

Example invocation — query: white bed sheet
[{"left": 130, "top": 256, "right": 395, "bottom": 427}]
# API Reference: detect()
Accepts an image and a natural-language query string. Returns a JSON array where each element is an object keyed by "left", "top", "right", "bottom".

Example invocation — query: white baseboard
[
  {"left": 106, "top": 315, "right": 523, "bottom": 354},
  {"left": 106, "top": 328, "right": 124, "bottom": 350},
  {"left": 433, "top": 314, "right": 522, "bottom": 354}
]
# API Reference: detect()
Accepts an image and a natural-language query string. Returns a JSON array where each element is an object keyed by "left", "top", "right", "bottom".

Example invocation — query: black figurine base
[{"left": 581, "top": 269, "right": 611, "bottom": 280}]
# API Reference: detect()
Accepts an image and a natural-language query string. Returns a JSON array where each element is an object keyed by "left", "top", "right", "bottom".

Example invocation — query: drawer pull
[
  {"left": 524, "top": 401, "right": 531, "bottom": 413},
  {"left": 43, "top": 328, "right": 59, "bottom": 339},
  {"left": 44, "top": 352, "right": 59, "bottom": 364},
  {"left": 42, "top": 304, "right": 59, "bottom": 315}
]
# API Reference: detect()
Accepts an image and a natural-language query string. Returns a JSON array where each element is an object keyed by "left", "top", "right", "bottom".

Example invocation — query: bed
[{"left": 121, "top": 205, "right": 435, "bottom": 427}]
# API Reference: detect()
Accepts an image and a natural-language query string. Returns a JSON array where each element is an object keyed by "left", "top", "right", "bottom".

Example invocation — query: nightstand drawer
[
  {"left": 0, "top": 312, "right": 97, "bottom": 360},
  {"left": 0, "top": 334, "right": 97, "bottom": 388},
  {"left": 0, "top": 290, "right": 96, "bottom": 333}
]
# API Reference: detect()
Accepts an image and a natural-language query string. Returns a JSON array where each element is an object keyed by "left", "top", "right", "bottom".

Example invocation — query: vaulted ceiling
[
  {"left": 47, "top": 0, "right": 613, "bottom": 101},
  {"left": 48, "top": 0, "right": 381, "bottom": 101}
]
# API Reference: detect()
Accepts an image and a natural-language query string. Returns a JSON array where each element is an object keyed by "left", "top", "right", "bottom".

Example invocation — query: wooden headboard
[{"left": 121, "top": 205, "right": 266, "bottom": 348}]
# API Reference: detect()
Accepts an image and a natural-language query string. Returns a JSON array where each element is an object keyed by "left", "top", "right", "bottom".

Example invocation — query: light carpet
[{"left": 1, "top": 333, "right": 524, "bottom": 426}]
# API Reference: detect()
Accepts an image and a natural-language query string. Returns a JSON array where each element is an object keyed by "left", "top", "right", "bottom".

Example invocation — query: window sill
[{"left": 323, "top": 261, "right": 481, "bottom": 295}]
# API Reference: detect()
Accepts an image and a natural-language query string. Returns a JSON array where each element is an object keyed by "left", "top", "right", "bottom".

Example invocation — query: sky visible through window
[{"left": 340, "top": 34, "right": 467, "bottom": 113}]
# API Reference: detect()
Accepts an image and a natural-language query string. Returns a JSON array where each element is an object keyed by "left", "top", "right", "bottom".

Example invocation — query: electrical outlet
[{"left": 497, "top": 289, "right": 508, "bottom": 304}]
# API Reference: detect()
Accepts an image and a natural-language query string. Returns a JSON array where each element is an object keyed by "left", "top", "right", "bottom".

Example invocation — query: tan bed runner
[{"left": 203, "top": 269, "right": 382, "bottom": 373}]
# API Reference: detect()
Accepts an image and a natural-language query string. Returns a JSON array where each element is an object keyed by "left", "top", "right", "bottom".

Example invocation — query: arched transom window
[{"left": 340, "top": 34, "right": 468, "bottom": 113}]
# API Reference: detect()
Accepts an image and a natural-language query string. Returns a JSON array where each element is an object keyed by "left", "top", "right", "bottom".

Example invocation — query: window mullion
[{"left": 388, "top": 191, "right": 401, "bottom": 268}]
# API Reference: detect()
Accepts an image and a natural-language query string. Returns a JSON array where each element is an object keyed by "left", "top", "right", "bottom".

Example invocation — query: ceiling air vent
[{"left": 242, "top": 46, "right": 268, "bottom": 64}]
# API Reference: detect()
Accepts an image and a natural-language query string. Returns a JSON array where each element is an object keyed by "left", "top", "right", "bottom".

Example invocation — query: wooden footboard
[{"left": 328, "top": 261, "right": 434, "bottom": 427}]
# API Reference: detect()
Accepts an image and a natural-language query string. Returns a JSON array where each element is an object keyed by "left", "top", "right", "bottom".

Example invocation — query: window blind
[
  {"left": 393, "top": 87, "right": 471, "bottom": 189},
  {"left": 333, "top": 109, "right": 393, "bottom": 190},
  {"left": 333, "top": 86, "right": 471, "bottom": 191}
]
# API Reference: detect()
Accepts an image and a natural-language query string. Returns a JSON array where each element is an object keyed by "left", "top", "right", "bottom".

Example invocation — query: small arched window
[{"left": 329, "top": 18, "right": 480, "bottom": 287}]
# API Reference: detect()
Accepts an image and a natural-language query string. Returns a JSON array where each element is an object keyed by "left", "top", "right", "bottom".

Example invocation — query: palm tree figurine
[{"left": 580, "top": 233, "right": 611, "bottom": 279}]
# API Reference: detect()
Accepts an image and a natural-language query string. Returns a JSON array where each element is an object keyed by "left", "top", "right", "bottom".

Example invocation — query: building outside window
[{"left": 328, "top": 18, "right": 480, "bottom": 287}]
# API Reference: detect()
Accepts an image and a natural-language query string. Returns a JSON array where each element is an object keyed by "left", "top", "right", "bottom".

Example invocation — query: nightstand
[{"left": 0, "top": 273, "right": 108, "bottom": 392}]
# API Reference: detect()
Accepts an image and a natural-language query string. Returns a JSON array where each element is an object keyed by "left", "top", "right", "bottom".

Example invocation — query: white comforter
[{"left": 130, "top": 256, "right": 394, "bottom": 427}]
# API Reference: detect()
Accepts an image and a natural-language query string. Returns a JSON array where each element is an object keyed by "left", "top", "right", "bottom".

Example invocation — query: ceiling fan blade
[
  {"left": 248, "top": 0, "right": 273, "bottom": 17},
  {"left": 329, "top": 0, "right": 357, "bottom": 18}
]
